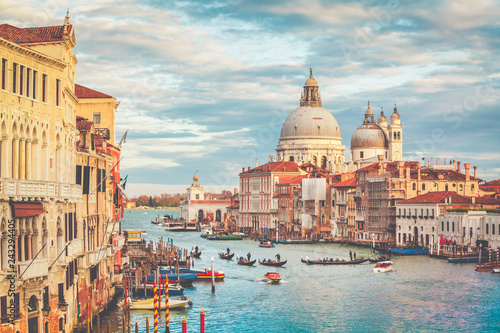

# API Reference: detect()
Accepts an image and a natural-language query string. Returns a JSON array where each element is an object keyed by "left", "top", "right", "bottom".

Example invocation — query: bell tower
[{"left": 388, "top": 104, "right": 403, "bottom": 161}]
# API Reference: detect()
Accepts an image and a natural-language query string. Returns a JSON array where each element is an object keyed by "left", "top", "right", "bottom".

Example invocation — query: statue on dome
[{"left": 193, "top": 170, "right": 199, "bottom": 183}]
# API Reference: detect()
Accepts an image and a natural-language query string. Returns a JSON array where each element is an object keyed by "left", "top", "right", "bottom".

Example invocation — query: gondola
[
  {"left": 219, "top": 252, "right": 234, "bottom": 260},
  {"left": 193, "top": 251, "right": 202, "bottom": 258},
  {"left": 237, "top": 259, "right": 256, "bottom": 266},
  {"left": 368, "top": 256, "right": 391, "bottom": 263},
  {"left": 302, "top": 257, "right": 368, "bottom": 265},
  {"left": 258, "top": 260, "right": 287, "bottom": 267}
]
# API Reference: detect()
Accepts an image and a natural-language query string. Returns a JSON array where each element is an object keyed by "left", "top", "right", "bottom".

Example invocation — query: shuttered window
[
  {"left": 83, "top": 166, "right": 90, "bottom": 194},
  {"left": 76, "top": 165, "right": 82, "bottom": 185}
]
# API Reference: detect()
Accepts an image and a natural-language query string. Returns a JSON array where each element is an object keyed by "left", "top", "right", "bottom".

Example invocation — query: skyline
[{"left": 1, "top": 0, "right": 499, "bottom": 197}]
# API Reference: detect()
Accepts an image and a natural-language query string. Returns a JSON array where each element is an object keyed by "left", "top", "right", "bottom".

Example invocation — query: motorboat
[
  {"left": 373, "top": 261, "right": 394, "bottom": 273},
  {"left": 475, "top": 261, "right": 496, "bottom": 272},
  {"left": 262, "top": 272, "right": 281, "bottom": 284}
]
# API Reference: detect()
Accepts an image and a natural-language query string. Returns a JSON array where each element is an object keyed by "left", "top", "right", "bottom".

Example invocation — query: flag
[
  {"left": 121, "top": 175, "right": 128, "bottom": 190},
  {"left": 116, "top": 182, "right": 130, "bottom": 200}
]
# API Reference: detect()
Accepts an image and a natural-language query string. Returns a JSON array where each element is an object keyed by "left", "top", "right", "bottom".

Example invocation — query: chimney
[
  {"left": 457, "top": 161, "right": 461, "bottom": 173},
  {"left": 417, "top": 162, "right": 421, "bottom": 181},
  {"left": 242, "top": 167, "right": 245, "bottom": 173},
  {"left": 464, "top": 163, "right": 470, "bottom": 181},
  {"left": 474, "top": 165, "right": 477, "bottom": 179},
  {"left": 377, "top": 155, "right": 384, "bottom": 174},
  {"left": 453, "top": 158, "right": 456, "bottom": 170},
  {"left": 398, "top": 161, "right": 404, "bottom": 179}
]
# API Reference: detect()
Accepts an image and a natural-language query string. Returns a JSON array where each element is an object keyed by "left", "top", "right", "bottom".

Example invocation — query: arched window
[
  {"left": 215, "top": 210, "right": 221, "bottom": 222},
  {"left": 412, "top": 183, "right": 416, "bottom": 191},
  {"left": 360, "top": 151, "right": 364, "bottom": 159},
  {"left": 321, "top": 214, "right": 326, "bottom": 225},
  {"left": 312, "top": 156, "right": 317, "bottom": 165},
  {"left": 289, "top": 156, "right": 294, "bottom": 162},
  {"left": 398, "top": 132, "right": 401, "bottom": 140},
  {"left": 394, "top": 132, "right": 397, "bottom": 140},
  {"left": 321, "top": 156, "right": 327, "bottom": 169},
  {"left": 422, "top": 183, "right": 426, "bottom": 191},
  {"left": 445, "top": 184, "right": 449, "bottom": 191}
]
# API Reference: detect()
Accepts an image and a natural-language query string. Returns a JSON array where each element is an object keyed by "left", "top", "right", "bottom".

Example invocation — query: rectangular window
[
  {"left": 83, "top": 166, "right": 90, "bottom": 194},
  {"left": 101, "top": 169, "right": 106, "bottom": 192},
  {"left": 73, "top": 213, "right": 77, "bottom": 240},
  {"left": 19, "top": 65, "right": 25, "bottom": 95},
  {"left": 32, "top": 70, "right": 37, "bottom": 100},
  {"left": 1, "top": 59, "right": 6, "bottom": 90},
  {"left": 56, "top": 78, "right": 61, "bottom": 106},
  {"left": 76, "top": 165, "right": 82, "bottom": 185},
  {"left": 14, "top": 293, "right": 20, "bottom": 320},
  {"left": 486, "top": 224, "right": 489, "bottom": 235},
  {"left": 26, "top": 68, "right": 31, "bottom": 97},
  {"left": 42, "top": 74, "right": 47, "bottom": 102},
  {"left": 93, "top": 112, "right": 101, "bottom": 125},
  {"left": 43, "top": 286, "right": 49, "bottom": 309},
  {"left": 68, "top": 212, "right": 73, "bottom": 241},
  {"left": 97, "top": 168, "right": 102, "bottom": 193},
  {"left": 493, "top": 224, "right": 496, "bottom": 235},
  {"left": 0, "top": 296, "right": 7, "bottom": 324},
  {"left": 13, "top": 63, "right": 17, "bottom": 93},
  {"left": 58, "top": 283, "right": 65, "bottom": 304}
]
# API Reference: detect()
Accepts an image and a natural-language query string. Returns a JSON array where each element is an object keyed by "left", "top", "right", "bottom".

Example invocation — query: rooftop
[{"left": 75, "top": 84, "right": 113, "bottom": 99}]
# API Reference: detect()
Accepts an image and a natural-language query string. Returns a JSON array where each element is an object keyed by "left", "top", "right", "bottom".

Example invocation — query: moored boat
[
  {"left": 475, "top": 261, "right": 496, "bottom": 272},
  {"left": 368, "top": 256, "right": 391, "bottom": 263},
  {"left": 209, "top": 234, "right": 244, "bottom": 240},
  {"left": 193, "top": 251, "right": 202, "bottom": 258},
  {"left": 130, "top": 298, "right": 191, "bottom": 311},
  {"left": 258, "top": 260, "right": 287, "bottom": 267},
  {"left": 259, "top": 241, "right": 275, "bottom": 248},
  {"left": 262, "top": 272, "right": 281, "bottom": 284},
  {"left": 448, "top": 257, "right": 481, "bottom": 264},
  {"left": 373, "top": 261, "right": 394, "bottom": 273},
  {"left": 492, "top": 266, "right": 500, "bottom": 273},
  {"left": 146, "top": 273, "right": 198, "bottom": 286}
]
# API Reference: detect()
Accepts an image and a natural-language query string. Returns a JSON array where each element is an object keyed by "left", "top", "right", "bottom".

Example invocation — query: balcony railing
[
  {"left": 95, "top": 128, "right": 111, "bottom": 140},
  {"left": 0, "top": 179, "right": 82, "bottom": 201},
  {"left": 16, "top": 259, "right": 49, "bottom": 280}
]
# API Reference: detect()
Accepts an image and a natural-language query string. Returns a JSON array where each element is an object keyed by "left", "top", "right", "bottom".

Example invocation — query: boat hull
[
  {"left": 131, "top": 299, "right": 190, "bottom": 311},
  {"left": 258, "top": 260, "right": 287, "bottom": 267},
  {"left": 237, "top": 259, "right": 256, "bottom": 266},
  {"left": 303, "top": 258, "right": 368, "bottom": 265}
]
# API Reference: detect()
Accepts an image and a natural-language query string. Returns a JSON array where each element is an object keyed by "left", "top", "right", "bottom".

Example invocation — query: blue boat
[
  {"left": 388, "top": 248, "right": 429, "bottom": 255},
  {"left": 447, "top": 257, "right": 481, "bottom": 263},
  {"left": 277, "top": 239, "right": 315, "bottom": 244},
  {"left": 146, "top": 273, "right": 197, "bottom": 286}
]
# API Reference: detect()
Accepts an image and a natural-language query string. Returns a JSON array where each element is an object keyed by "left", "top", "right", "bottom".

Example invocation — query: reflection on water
[{"left": 100, "top": 209, "right": 500, "bottom": 332}]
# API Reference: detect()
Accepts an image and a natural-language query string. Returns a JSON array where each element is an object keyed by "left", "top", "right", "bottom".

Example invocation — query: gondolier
[
  {"left": 276, "top": 253, "right": 281, "bottom": 262},
  {"left": 227, "top": 247, "right": 230, "bottom": 254},
  {"left": 247, "top": 252, "right": 251, "bottom": 261},
  {"left": 349, "top": 250, "right": 353, "bottom": 261}
]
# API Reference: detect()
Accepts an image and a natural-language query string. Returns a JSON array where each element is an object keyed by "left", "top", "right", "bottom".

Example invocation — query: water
[{"left": 101, "top": 209, "right": 500, "bottom": 332}]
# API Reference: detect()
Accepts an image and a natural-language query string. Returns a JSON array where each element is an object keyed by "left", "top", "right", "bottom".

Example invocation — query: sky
[{"left": 1, "top": 0, "right": 499, "bottom": 197}]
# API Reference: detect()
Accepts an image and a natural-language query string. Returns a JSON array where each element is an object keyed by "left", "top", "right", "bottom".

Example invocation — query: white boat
[
  {"left": 373, "top": 261, "right": 393, "bottom": 273},
  {"left": 130, "top": 297, "right": 191, "bottom": 310},
  {"left": 492, "top": 266, "right": 500, "bottom": 273},
  {"left": 164, "top": 220, "right": 185, "bottom": 231}
]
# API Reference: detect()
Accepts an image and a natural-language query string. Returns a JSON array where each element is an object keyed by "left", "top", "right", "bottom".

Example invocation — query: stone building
[{"left": 0, "top": 14, "right": 124, "bottom": 333}]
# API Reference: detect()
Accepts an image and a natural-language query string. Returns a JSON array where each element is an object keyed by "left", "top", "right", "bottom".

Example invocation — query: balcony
[
  {"left": 0, "top": 179, "right": 82, "bottom": 202},
  {"left": 66, "top": 238, "right": 83, "bottom": 258},
  {"left": 95, "top": 128, "right": 111, "bottom": 140},
  {"left": 16, "top": 259, "right": 49, "bottom": 280}
]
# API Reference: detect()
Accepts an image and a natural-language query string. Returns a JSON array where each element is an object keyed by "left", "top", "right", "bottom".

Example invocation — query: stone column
[
  {"left": 1, "top": 135, "right": 8, "bottom": 178},
  {"left": 19, "top": 138, "right": 26, "bottom": 180},
  {"left": 12, "top": 135, "right": 19, "bottom": 179},
  {"left": 19, "top": 230, "right": 25, "bottom": 262},
  {"left": 27, "top": 231, "right": 32, "bottom": 261},
  {"left": 42, "top": 142, "right": 48, "bottom": 181},
  {"left": 26, "top": 139, "right": 32, "bottom": 180},
  {"left": 1, "top": 233, "right": 7, "bottom": 271}
]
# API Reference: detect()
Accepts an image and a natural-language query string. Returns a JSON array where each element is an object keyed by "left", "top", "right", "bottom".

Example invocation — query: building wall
[
  {"left": 76, "top": 97, "right": 118, "bottom": 145},
  {"left": 396, "top": 203, "right": 439, "bottom": 246}
]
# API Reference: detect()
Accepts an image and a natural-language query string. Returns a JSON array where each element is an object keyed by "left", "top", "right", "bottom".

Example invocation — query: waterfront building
[
  {"left": 331, "top": 174, "right": 356, "bottom": 240},
  {"left": 480, "top": 179, "right": 500, "bottom": 199},
  {"left": 350, "top": 103, "right": 403, "bottom": 168},
  {"left": 179, "top": 174, "right": 230, "bottom": 224},
  {"left": 276, "top": 175, "right": 306, "bottom": 239},
  {"left": 355, "top": 159, "right": 481, "bottom": 242},
  {"left": 275, "top": 71, "right": 351, "bottom": 173},
  {"left": 0, "top": 14, "right": 123, "bottom": 333},
  {"left": 440, "top": 208, "right": 500, "bottom": 249}
]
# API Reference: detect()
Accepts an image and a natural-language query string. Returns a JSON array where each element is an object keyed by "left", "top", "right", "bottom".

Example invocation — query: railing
[
  {"left": 95, "top": 128, "right": 111, "bottom": 140},
  {"left": 0, "top": 179, "right": 82, "bottom": 201},
  {"left": 16, "top": 259, "right": 49, "bottom": 280}
]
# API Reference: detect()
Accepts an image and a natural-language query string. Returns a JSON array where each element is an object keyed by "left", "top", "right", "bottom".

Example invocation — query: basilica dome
[
  {"left": 350, "top": 123, "right": 388, "bottom": 149},
  {"left": 280, "top": 106, "right": 341, "bottom": 139}
]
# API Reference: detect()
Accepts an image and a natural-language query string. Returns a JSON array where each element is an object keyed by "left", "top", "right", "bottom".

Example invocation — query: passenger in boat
[
  {"left": 329, "top": 258, "right": 333, "bottom": 262},
  {"left": 353, "top": 251, "right": 357, "bottom": 260},
  {"left": 335, "top": 258, "right": 339, "bottom": 262}
]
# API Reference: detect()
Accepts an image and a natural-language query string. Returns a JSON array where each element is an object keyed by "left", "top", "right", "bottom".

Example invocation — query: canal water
[{"left": 100, "top": 209, "right": 500, "bottom": 332}]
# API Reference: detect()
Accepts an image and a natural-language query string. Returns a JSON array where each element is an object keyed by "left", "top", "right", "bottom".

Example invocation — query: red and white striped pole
[
  {"left": 165, "top": 280, "right": 170, "bottom": 333},
  {"left": 497, "top": 246, "right": 500, "bottom": 262},
  {"left": 182, "top": 316, "right": 187, "bottom": 333},
  {"left": 489, "top": 245, "right": 492, "bottom": 262},
  {"left": 154, "top": 282, "right": 158, "bottom": 333},
  {"left": 158, "top": 275, "right": 162, "bottom": 315},
  {"left": 200, "top": 308, "right": 205, "bottom": 333}
]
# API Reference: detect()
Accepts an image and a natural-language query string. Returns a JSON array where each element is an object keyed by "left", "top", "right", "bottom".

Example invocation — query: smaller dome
[
  {"left": 351, "top": 123, "right": 388, "bottom": 149},
  {"left": 365, "top": 101, "right": 374, "bottom": 117},
  {"left": 377, "top": 111, "right": 387, "bottom": 124},
  {"left": 304, "top": 77, "right": 318, "bottom": 87},
  {"left": 391, "top": 105, "right": 401, "bottom": 122}
]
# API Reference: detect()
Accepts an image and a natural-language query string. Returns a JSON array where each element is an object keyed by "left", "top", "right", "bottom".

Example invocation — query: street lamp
[{"left": 211, "top": 256, "right": 215, "bottom": 293}]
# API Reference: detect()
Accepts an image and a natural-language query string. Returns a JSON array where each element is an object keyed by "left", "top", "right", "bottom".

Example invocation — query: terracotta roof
[
  {"left": 398, "top": 191, "right": 470, "bottom": 204},
  {"left": 474, "top": 196, "right": 500, "bottom": 205},
  {"left": 332, "top": 177, "right": 356, "bottom": 188},
  {"left": 281, "top": 175, "right": 307, "bottom": 185},
  {"left": 76, "top": 119, "right": 93, "bottom": 131},
  {"left": 358, "top": 161, "right": 481, "bottom": 181},
  {"left": 75, "top": 84, "right": 113, "bottom": 99},
  {"left": 0, "top": 24, "right": 71, "bottom": 44},
  {"left": 483, "top": 179, "right": 500, "bottom": 187},
  {"left": 242, "top": 161, "right": 300, "bottom": 174}
]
